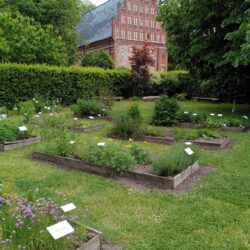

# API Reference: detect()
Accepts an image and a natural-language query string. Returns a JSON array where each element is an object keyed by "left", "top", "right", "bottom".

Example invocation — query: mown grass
[{"left": 0, "top": 101, "right": 250, "bottom": 249}]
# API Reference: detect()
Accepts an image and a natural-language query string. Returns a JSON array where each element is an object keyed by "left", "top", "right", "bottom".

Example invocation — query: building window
[
  {"left": 121, "top": 29, "right": 126, "bottom": 38},
  {"left": 145, "top": 19, "right": 149, "bottom": 27},
  {"left": 115, "top": 28, "right": 119, "bottom": 38},
  {"left": 134, "top": 17, "right": 138, "bottom": 26},
  {"left": 151, "top": 20, "right": 155, "bottom": 28},
  {"left": 146, "top": 33, "right": 150, "bottom": 40},
  {"left": 140, "top": 32, "right": 144, "bottom": 41},
  {"left": 128, "top": 30, "right": 132, "bottom": 40},
  {"left": 139, "top": 5, "right": 143, "bottom": 13},
  {"left": 134, "top": 31, "right": 138, "bottom": 40},
  {"left": 139, "top": 18, "right": 144, "bottom": 27},
  {"left": 134, "top": 4, "right": 138, "bottom": 12},
  {"left": 121, "top": 15, "right": 125, "bottom": 24},
  {"left": 151, "top": 34, "right": 155, "bottom": 42},
  {"left": 145, "top": 6, "right": 149, "bottom": 14},
  {"left": 128, "top": 3, "right": 131, "bottom": 11},
  {"left": 128, "top": 16, "right": 132, "bottom": 25},
  {"left": 151, "top": 8, "right": 155, "bottom": 15},
  {"left": 161, "top": 35, "right": 165, "bottom": 43},
  {"left": 156, "top": 35, "right": 160, "bottom": 42}
]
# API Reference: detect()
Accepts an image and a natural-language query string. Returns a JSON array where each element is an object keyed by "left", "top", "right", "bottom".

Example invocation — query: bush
[
  {"left": 178, "top": 111, "right": 208, "bottom": 124},
  {"left": 71, "top": 99, "right": 108, "bottom": 117},
  {"left": 153, "top": 143, "right": 198, "bottom": 176},
  {"left": 0, "top": 121, "right": 30, "bottom": 143},
  {"left": 127, "top": 104, "right": 142, "bottom": 123},
  {"left": 81, "top": 50, "right": 115, "bottom": 69},
  {"left": 129, "top": 143, "right": 151, "bottom": 165},
  {"left": 19, "top": 100, "right": 36, "bottom": 123},
  {"left": 0, "top": 64, "right": 130, "bottom": 108},
  {"left": 152, "top": 96, "right": 180, "bottom": 126}
]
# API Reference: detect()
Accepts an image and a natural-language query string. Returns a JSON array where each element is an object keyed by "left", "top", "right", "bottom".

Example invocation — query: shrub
[
  {"left": 178, "top": 111, "right": 208, "bottom": 124},
  {"left": 0, "top": 121, "right": 30, "bottom": 143},
  {"left": 71, "top": 99, "right": 108, "bottom": 117},
  {"left": 0, "top": 64, "right": 130, "bottom": 108},
  {"left": 129, "top": 142, "right": 151, "bottom": 165},
  {"left": 152, "top": 96, "right": 180, "bottom": 126},
  {"left": 19, "top": 100, "right": 36, "bottom": 123},
  {"left": 0, "top": 106, "right": 8, "bottom": 114},
  {"left": 127, "top": 104, "right": 142, "bottom": 123},
  {"left": 153, "top": 143, "right": 198, "bottom": 176},
  {"left": 81, "top": 50, "right": 115, "bottom": 69}
]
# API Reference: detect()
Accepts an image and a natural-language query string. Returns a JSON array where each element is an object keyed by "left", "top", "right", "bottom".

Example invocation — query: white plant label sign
[
  {"left": 61, "top": 203, "right": 76, "bottom": 213},
  {"left": 47, "top": 220, "right": 74, "bottom": 240},
  {"left": 18, "top": 126, "right": 28, "bottom": 132},
  {"left": 89, "top": 116, "right": 94, "bottom": 120},
  {"left": 97, "top": 142, "right": 105, "bottom": 147},
  {"left": 185, "top": 147, "right": 194, "bottom": 156},
  {"left": 185, "top": 142, "right": 192, "bottom": 146}
]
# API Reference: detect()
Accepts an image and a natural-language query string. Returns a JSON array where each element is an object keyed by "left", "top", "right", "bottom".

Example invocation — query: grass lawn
[{"left": 0, "top": 101, "right": 250, "bottom": 249}]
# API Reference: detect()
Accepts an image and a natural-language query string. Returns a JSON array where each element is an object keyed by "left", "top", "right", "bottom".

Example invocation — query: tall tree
[
  {"left": 158, "top": 0, "right": 250, "bottom": 102},
  {"left": 0, "top": 0, "right": 91, "bottom": 65}
]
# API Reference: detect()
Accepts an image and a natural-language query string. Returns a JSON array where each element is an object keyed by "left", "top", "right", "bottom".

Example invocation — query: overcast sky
[{"left": 90, "top": 0, "right": 108, "bottom": 6}]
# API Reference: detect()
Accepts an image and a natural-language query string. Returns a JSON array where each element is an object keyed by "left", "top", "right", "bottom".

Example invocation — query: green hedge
[{"left": 0, "top": 64, "right": 131, "bottom": 108}]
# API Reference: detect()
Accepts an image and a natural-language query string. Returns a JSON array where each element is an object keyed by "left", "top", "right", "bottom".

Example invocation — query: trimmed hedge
[{"left": 0, "top": 64, "right": 131, "bottom": 108}]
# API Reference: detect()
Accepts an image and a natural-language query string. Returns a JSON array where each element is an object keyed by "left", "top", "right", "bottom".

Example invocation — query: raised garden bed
[
  {"left": 0, "top": 137, "right": 41, "bottom": 151},
  {"left": 78, "top": 227, "right": 102, "bottom": 250},
  {"left": 107, "top": 134, "right": 232, "bottom": 151},
  {"left": 31, "top": 152, "right": 200, "bottom": 190},
  {"left": 71, "top": 124, "right": 105, "bottom": 133},
  {"left": 178, "top": 122, "right": 248, "bottom": 132},
  {"left": 81, "top": 116, "right": 112, "bottom": 122}
]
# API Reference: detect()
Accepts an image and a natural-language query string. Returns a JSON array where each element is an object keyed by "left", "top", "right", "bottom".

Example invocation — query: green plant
[
  {"left": 81, "top": 50, "right": 115, "bottom": 69},
  {"left": 19, "top": 101, "right": 36, "bottom": 123},
  {"left": 0, "top": 64, "right": 130, "bottom": 108},
  {"left": 0, "top": 106, "right": 8, "bottom": 114},
  {"left": 152, "top": 96, "right": 180, "bottom": 126},
  {"left": 129, "top": 142, "right": 152, "bottom": 165},
  {"left": 71, "top": 99, "right": 107, "bottom": 117},
  {"left": 153, "top": 143, "right": 198, "bottom": 176},
  {"left": 178, "top": 111, "right": 208, "bottom": 124},
  {"left": 127, "top": 104, "right": 143, "bottom": 123}
]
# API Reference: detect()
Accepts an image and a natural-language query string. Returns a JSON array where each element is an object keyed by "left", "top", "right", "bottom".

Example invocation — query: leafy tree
[
  {"left": 129, "top": 43, "right": 154, "bottom": 96},
  {"left": 0, "top": 0, "right": 92, "bottom": 65},
  {"left": 0, "top": 11, "right": 68, "bottom": 65},
  {"left": 158, "top": 0, "right": 250, "bottom": 103},
  {"left": 81, "top": 50, "right": 115, "bottom": 69}
]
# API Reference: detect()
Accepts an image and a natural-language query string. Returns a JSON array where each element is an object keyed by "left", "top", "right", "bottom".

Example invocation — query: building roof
[{"left": 76, "top": 0, "right": 124, "bottom": 47}]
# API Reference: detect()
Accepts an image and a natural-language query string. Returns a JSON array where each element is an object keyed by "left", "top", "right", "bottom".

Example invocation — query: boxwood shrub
[{"left": 0, "top": 63, "right": 130, "bottom": 108}]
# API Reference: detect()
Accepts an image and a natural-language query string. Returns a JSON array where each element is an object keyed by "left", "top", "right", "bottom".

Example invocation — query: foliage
[
  {"left": 0, "top": 64, "right": 130, "bottom": 108},
  {"left": 152, "top": 96, "right": 180, "bottom": 126},
  {"left": 0, "top": 11, "right": 68, "bottom": 66},
  {"left": 0, "top": 106, "right": 7, "bottom": 114},
  {"left": 0, "top": 193, "right": 87, "bottom": 249},
  {"left": 153, "top": 143, "right": 198, "bottom": 176},
  {"left": 158, "top": 0, "right": 250, "bottom": 103},
  {"left": 129, "top": 43, "right": 154, "bottom": 96},
  {"left": 178, "top": 111, "right": 208, "bottom": 124},
  {"left": 128, "top": 142, "right": 152, "bottom": 165},
  {"left": 81, "top": 50, "right": 115, "bottom": 69},
  {"left": 0, "top": 0, "right": 90, "bottom": 65},
  {"left": 112, "top": 105, "right": 143, "bottom": 138},
  {"left": 0, "top": 121, "right": 30, "bottom": 143},
  {"left": 71, "top": 99, "right": 108, "bottom": 117},
  {"left": 173, "top": 128, "right": 220, "bottom": 140},
  {"left": 19, "top": 100, "right": 36, "bottom": 123}
]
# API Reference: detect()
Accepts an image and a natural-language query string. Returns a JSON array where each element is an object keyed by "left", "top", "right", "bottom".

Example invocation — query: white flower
[
  {"left": 74, "top": 117, "right": 78, "bottom": 121},
  {"left": 24, "top": 113, "right": 28, "bottom": 116},
  {"left": 33, "top": 98, "right": 36, "bottom": 101},
  {"left": 44, "top": 106, "right": 47, "bottom": 109},
  {"left": 97, "top": 142, "right": 106, "bottom": 147},
  {"left": 223, "top": 124, "right": 227, "bottom": 127},
  {"left": 89, "top": 116, "right": 94, "bottom": 120},
  {"left": 47, "top": 107, "right": 51, "bottom": 110},
  {"left": 38, "top": 112, "right": 42, "bottom": 115},
  {"left": 35, "top": 101, "right": 38, "bottom": 103},
  {"left": 35, "top": 115, "right": 40, "bottom": 118},
  {"left": 102, "top": 108, "right": 106, "bottom": 111},
  {"left": 242, "top": 115, "right": 248, "bottom": 119},
  {"left": 69, "top": 141, "right": 75, "bottom": 145},
  {"left": 49, "top": 113, "right": 54, "bottom": 116},
  {"left": 98, "top": 114, "right": 102, "bottom": 117},
  {"left": 14, "top": 107, "right": 18, "bottom": 111}
]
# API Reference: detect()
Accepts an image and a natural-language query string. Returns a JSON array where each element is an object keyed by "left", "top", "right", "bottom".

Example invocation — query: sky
[{"left": 90, "top": 0, "right": 108, "bottom": 6}]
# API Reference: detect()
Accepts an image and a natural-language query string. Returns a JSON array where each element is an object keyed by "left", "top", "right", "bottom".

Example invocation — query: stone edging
[{"left": 31, "top": 152, "right": 200, "bottom": 190}]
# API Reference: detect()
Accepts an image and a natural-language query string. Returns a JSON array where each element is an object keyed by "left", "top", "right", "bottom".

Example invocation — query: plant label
[
  {"left": 89, "top": 116, "right": 94, "bottom": 120},
  {"left": 18, "top": 126, "right": 28, "bottom": 132},
  {"left": 61, "top": 203, "right": 76, "bottom": 213},
  {"left": 97, "top": 142, "right": 105, "bottom": 146},
  {"left": 218, "top": 114, "right": 223, "bottom": 117},
  {"left": 184, "top": 111, "right": 189, "bottom": 114},
  {"left": 74, "top": 118, "right": 78, "bottom": 121},
  {"left": 69, "top": 141, "right": 75, "bottom": 145},
  {"left": 192, "top": 113, "right": 197, "bottom": 116},
  {"left": 98, "top": 114, "right": 101, "bottom": 117},
  {"left": 47, "top": 220, "right": 74, "bottom": 240},
  {"left": 210, "top": 113, "right": 215, "bottom": 116},
  {"left": 185, "top": 142, "right": 192, "bottom": 146},
  {"left": 185, "top": 148, "right": 194, "bottom": 156}
]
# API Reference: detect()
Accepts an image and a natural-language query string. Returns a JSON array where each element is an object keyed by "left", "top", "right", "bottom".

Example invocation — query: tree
[
  {"left": 0, "top": 0, "right": 92, "bottom": 65},
  {"left": 129, "top": 43, "right": 154, "bottom": 96},
  {"left": 0, "top": 11, "right": 68, "bottom": 65},
  {"left": 158, "top": 0, "right": 250, "bottom": 103},
  {"left": 81, "top": 50, "right": 115, "bottom": 69}
]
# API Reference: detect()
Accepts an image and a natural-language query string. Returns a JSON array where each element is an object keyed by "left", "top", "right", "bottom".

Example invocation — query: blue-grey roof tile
[{"left": 76, "top": 0, "right": 124, "bottom": 46}]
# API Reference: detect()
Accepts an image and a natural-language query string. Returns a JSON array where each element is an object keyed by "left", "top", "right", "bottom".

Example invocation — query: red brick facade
[{"left": 79, "top": 0, "right": 168, "bottom": 72}]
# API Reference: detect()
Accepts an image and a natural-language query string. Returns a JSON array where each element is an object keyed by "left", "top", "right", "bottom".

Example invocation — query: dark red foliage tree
[{"left": 129, "top": 43, "right": 154, "bottom": 96}]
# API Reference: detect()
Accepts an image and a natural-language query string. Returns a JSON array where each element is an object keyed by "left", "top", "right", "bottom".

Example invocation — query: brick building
[{"left": 76, "top": 0, "right": 168, "bottom": 72}]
